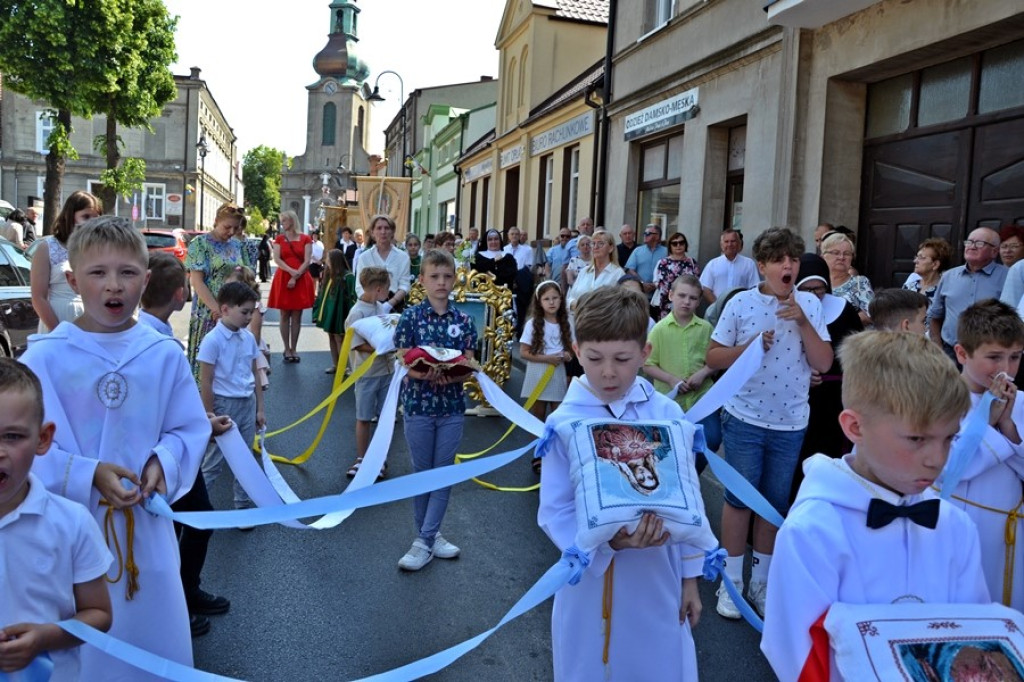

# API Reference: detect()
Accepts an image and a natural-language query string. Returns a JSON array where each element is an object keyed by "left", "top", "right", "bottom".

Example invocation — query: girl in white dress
[{"left": 30, "top": 191, "right": 101, "bottom": 332}]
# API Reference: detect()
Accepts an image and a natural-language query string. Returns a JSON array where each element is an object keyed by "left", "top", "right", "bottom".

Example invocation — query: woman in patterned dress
[
  {"left": 651, "top": 231, "right": 700, "bottom": 319},
  {"left": 30, "top": 191, "right": 102, "bottom": 332},
  {"left": 822, "top": 232, "right": 874, "bottom": 326},
  {"left": 184, "top": 202, "right": 249, "bottom": 380}
]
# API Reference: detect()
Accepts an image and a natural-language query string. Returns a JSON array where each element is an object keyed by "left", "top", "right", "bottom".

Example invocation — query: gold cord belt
[
  {"left": 602, "top": 558, "right": 615, "bottom": 666},
  {"left": 946, "top": 492, "right": 1024, "bottom": 606},
  {"left": 100, "top": 501, "right": 140, "bottom": 600}
]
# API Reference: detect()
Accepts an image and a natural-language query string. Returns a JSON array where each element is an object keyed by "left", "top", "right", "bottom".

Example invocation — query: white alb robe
[
  {"left": 538, "top": 376, "right": 709, "bottom": 682},
  {"left": 761, "top": 453, "right": 990, "bottom": 682},
  {"left": 22, "top": 322, "right": 210, "bottom": 682}
]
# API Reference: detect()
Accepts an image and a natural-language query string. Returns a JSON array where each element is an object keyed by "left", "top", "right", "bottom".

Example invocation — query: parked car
[
  {"left": 0, "top": 199, "right": 14, "bottom": 222},
  {"left": 0, "top": 237, "right": 40, "bottom": 356},
  {"left": 141, "top": 228, "right": 188, "bottom": 262}
]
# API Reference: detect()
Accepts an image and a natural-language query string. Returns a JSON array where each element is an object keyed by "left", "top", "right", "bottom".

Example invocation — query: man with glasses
[
  {"left": 617, "top": 224, "right": 637, "bottom": 265},
  {"left": 625, "top": 224, "right": 668, "bottom": 300},
  {"left": 700, "top": 228, "right": 760, "bottom": 303},
  {"left": 548, "top": 228, "right": 573, "bottom": 288},
  {"left": 929, "top": 227, "right": 1007, "bottom": 361}
]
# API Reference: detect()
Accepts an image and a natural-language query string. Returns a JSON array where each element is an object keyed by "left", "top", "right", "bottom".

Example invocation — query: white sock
[
  {"left": 751, "top": 551, "right": 772, "bottom": 584},
  {"left": 724, "top": 554, "right": 744, "bottom": 585}
]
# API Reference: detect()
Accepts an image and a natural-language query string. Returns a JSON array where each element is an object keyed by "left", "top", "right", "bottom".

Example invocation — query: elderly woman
[
  {"left": 268, "top": 210, "right": 316, "bottom": 363},
  {"left": 903, "top": 237, "right": 952, "bottom": 303},
  {"left": 651, "top": 231, "right": 700, "bottom": 319},
  {"left": 1000, "top": 225, "right": 1024, "bottom": 269},
  {"left": 185, "top": 202, "right": 249, "bottom": 378},
  {"left": 821, "top": 232, "right": 873, "bottom": 325},
  {"left": 564, "top": 234, "right": 592, "bottom": 289},
  {"left": 567, "top": 230, "right": 624, "bottom": 311}
]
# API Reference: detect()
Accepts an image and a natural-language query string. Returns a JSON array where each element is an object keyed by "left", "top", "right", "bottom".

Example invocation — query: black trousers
[{"left": 173, "top": 470, "right": 214, "bottom": 598}]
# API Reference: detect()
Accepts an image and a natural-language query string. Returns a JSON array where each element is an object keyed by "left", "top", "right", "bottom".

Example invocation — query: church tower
[{"left": 280, "top": 0, "right": 372, "bottom": 228}]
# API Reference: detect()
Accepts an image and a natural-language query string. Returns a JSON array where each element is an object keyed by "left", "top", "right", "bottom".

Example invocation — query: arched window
[
  {"left": 322, "top": 102, "right": 337, "bottom": 146},
  {"left": 356, "top": 106, "right": 365, "bottom": 145}
]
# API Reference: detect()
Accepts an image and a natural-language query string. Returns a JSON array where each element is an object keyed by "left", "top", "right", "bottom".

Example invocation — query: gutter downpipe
[{"left": 596, "top": 0, "right": 617, "bottom": 227}]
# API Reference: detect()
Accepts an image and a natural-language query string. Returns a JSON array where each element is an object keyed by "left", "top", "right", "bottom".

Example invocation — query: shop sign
[
  {"left": 166, "top": 193, "right": 183, "bottom": 216},
  {"left": 464, "top": 158, "right": 493, "bottom": 183},
  {"left": 530, "top": 111, "right": 595, "bottom": 156},
  {"left": 499, "top": 145, "right": 524, "bottom": 169},
  {"left": 624, "top": 88, "right": 699, "bottom": 140}
]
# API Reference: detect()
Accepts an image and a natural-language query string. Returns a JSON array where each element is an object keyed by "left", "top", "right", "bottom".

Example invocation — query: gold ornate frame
[{"left": 408, "top": 265, "right": 515, "bottom": 401}]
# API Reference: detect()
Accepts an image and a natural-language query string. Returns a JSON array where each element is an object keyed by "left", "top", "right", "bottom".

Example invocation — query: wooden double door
[{"left": 860, "top": 114, "right": 1024, "bottom": 288}]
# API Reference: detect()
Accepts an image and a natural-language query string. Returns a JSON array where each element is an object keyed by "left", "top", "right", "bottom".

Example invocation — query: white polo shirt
[
  {"left": 699, "top": 253, "right": 761, "bottom": 299},
  {"left": 504, "top": 243, "right": 534, "bottom": 270},
  {"left": 0, "top": 474, "right": 112, "bottom": 681},
  {"left": 196, "top": 321, "right": 260, "bottom": 398}
]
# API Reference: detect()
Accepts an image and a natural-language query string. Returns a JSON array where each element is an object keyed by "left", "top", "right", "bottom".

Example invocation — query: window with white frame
[
  {"left": 536, "top": 154, "right": 554, "bottom": 240},
  {"left": 144, "top": 183, "right": 166, "bottom": 221},
  {"left": 36, "top": 110, "right": 56, "bottom": 154},
  {"left": 644, "top": 0, "right": 675, "bottom": 33},
  {"left": 562, "top": 146, "right": 580, "bottom": 231}
]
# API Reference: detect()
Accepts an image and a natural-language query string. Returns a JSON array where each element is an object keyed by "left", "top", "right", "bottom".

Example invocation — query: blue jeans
[
  {"left": 201, "top": 393, "right": 257, "bottom": 508},
  {"left": 720, "top": 410, "right": 805, "bottom": 516},
  {"left": 404, "top": 415, "right": 464, "bottom": 547}
]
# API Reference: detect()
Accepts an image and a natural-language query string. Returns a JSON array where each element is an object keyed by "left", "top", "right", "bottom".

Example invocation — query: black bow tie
[{"left": 866, "top": 498, "right": 940, "bottom": 530}]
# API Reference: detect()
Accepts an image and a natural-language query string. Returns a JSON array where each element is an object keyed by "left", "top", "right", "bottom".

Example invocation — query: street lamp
[
  {"left": 367, "top": 70, "right": 406, "bottom": 177},
  {"left": 196, "top": 132, "right": 209, "bottom": 229}
]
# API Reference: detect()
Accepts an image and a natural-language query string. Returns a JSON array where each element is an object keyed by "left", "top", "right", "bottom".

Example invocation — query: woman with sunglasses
[
  {"left": 651, "top": 231, "right": 700, "bottom": 319},
  {"left": 185, "top": 202, "right": 251, "bottom": 380}
]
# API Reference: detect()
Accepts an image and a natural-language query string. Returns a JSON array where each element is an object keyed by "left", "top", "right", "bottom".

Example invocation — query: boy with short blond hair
[
  {"left": 761, "top": 331, "right": 989, "bottom": 680},
  {"left": 539, "top": 285, "right": 709, "bottom": 681},
  {"left": 21, "top": 216, "right": 210, "bottom": 680},
  {"left": 867, "top": 288, "right": 928, "bottom": 333},
  {"left": 393, "top": 249, "right": 477, "bottom": 570},
  {"left": 344, "top": 265, "right": 395, "bottom": 479},
  {"left": 949, "top": 299, "right": 1024, "bottom": 609},
  {"left": 0, "top": 358, "right": 113, "bottom": 679}
]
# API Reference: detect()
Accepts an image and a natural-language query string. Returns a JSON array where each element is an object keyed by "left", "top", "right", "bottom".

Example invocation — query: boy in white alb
[
  {"left": 761, "top": 331, "right": 990, "bottom": 681},
  {"left": 949, "top": 300, "right": 1024, "bottom": 609},
  {"left": 0, "top": 358, "right": 113, "bottom": 680},
  {"left": 197, "top": 281, "right": 265, "bottom": 512},
  {"left": 538, "top": 286, "right": 708, "bottom": 682},
  {"left": 707, "top": 227, "right": 833, "bottom": 618},
  {"left": 21, "top": 217, "right": 211, "bottom": 681}
]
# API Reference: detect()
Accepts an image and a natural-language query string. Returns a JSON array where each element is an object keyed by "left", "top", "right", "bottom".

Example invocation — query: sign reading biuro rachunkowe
[{"left": 624, "top": 88, "right": 699, "bottom": 141}]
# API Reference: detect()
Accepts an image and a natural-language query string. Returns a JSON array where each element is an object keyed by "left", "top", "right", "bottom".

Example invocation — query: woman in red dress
[{"left": 268, "top": 210, "right": 315, "bottom": 362}]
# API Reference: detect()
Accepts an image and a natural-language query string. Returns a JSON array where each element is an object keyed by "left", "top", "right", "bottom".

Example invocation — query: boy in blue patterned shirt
[{"left": 394, "top": 249, "right": 478, "bottom": 571}]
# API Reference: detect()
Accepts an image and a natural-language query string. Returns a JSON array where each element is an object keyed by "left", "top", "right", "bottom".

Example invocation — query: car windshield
[
  {"left": 0, "top": 240, "right": 31, "bottom": 284},
  {"left": 145, "top": 233, "right": 177, "bottom": 248}
]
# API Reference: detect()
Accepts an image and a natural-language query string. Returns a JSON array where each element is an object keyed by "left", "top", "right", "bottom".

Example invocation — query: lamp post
[
  {"left": 367, "top": 71, "right": 406, "bottom": 177},
  {"left": 196, "top": 132, "right": 209, "bottom": 229}
]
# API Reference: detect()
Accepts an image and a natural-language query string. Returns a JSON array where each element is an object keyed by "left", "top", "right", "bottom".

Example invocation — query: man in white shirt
[
  {"left": 354, "top": 215, "right": 411, "bottom": 312},
  {"left": 309, "top": 229, "right": 325, "bottom": 290},
  {"left": 504, "top": 226, "right": 535, "bottom": 336},
  {"left": 700, "top": 228, "right": 760, "bottom": 303},
  {"left": 468, "top": 226, "right": 480, "bottom": 253}
]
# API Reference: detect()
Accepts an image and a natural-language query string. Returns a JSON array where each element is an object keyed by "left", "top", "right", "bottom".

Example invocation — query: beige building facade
[{"left": 606, "top": 0, "right": 1024, "bottom": 286}]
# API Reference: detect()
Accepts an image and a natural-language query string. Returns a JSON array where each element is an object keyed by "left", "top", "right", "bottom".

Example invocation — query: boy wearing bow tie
[
  {"left": 949, "top": 300, "right": 1024, "bottom": 610},
  {"left": 761, "top": 331, "right": 990, "bottom": 681}
]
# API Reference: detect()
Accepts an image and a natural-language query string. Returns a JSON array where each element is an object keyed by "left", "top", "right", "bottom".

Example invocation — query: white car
[{"left": 0, "top": 199, "right": 14, "bottom": 222}]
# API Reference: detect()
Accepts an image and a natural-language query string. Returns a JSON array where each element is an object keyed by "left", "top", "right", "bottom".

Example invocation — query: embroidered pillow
[
  {"left": 823, "top": 601, "right": 1024, "bottom": 681},
  {"left": 563, "top": 418, "right": 717, "bottom": 553},
  {"left": 347, "top": 313, "right": 402, "bottom": 353},
  {"left": 402, "top": 346, "right": 480, "bottom": 380}
]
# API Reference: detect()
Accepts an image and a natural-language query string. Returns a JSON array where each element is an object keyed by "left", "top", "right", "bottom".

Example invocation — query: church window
[{"left": 322, "top": 102, "right": 337, "bottom": 146}]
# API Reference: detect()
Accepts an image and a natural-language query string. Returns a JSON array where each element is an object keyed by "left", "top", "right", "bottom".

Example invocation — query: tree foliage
[
  {"left": 0, "top": 0, "right": 177, "bottom": 221},
  {"left": 243, "top": 146, "right": 287, "bottom": 219}
]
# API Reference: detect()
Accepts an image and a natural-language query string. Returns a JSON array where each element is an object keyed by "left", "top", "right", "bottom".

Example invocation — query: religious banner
[{"left": 354, "top": 176, "right": 412, "bottom": 241}]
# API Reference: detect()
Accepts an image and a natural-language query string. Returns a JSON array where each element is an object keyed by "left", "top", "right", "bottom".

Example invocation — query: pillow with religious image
[
  {"left": 563, "top": 418, "right": 718, "bottom": 553},
  {"left": 347, "top": 314, "right": 402, "bottom": 354},
  {"left": 402, "top": 345, "right": 481, "bottom": 381},
  {"left": 822, "top": 601, "right": 1024, "bottom": 681}
]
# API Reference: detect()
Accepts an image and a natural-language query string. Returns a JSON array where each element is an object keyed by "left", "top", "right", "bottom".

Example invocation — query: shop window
[
  {"left": 866, "top": 75, "right": 912, "bottom": 138},
  {"left": 918, "top": 57, "right": 971, "bottom": 128},
  {"left": 322, "top": 103, "right": 337, "bottom": 146},
  {"left": 561, "top": 146, "right": 580, "bottom": 231},
  {"left": 637, "top": 133, "right": 683, "bottom": 233},
  {"left": 537, "top": 154, "right": 553, "bottom": 240},
  {"left": 482, "top": 176, "right": 491, "bottom": 228},
  {"left": 979, "top": 39, "right": 1024, "bottom": 115},
  {"left": 469, "top": 181, "right": 478, "bottom": 229}
]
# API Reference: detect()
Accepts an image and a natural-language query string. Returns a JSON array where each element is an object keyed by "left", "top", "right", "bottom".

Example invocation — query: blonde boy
[
  {"left": 867, "top": 288, "right": 928, "bottom": 333},
  {"left": 344, "top": 266, "right": 395, "bottom": 479},
  {"left": 21, "top": 216, "right": 210, "bottom": 680},
  {"left": 761, "top": 331, "right": 989, "bottom": 680}
]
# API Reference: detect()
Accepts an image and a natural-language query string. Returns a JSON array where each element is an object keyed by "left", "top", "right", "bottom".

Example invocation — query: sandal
[
  {"left": 346, "top": 457, "right": 363, "bottom": 479},
  {"left": 324, "top": 367, "right": 336, "bottom": 375},
  {"left": 531, "top": 457, "right": 542, "bottom": 475},
  {"left": 376, "top": 462, "right": 388, "bottom": 482}
]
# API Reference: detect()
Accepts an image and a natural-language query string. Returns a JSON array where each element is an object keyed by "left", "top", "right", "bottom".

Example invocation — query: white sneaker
[
  {"left": 432, "top": 534, "right": 460, "bottom": 559},
  {"left": 475, "top": 405, "right": 500, "bottom": 417},
  {"left": 398, "top": 539, "right": 433, "bottom": 571},
  {"left": 748, "top": 580, "right": 768, "bottom": 618},
  {"left": 716, "top": 581, "right": 743, "bottom": 619}
]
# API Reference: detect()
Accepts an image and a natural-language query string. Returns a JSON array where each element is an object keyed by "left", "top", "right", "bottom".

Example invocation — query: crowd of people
[{"left": 7, "top": 197, "right": 1024, "bottom": 682}]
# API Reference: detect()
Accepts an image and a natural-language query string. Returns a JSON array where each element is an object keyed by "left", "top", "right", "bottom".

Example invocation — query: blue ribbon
[
  {"left": 702, "top": 452, "right": 785, "bottom": 528},
  {"left": 0, "top": 654, "right": 53, "bottom": 682},
  {"left": 146, "top": 441, "right": 538, "bottom": 530},
  {"left": 936, "top": 391, "right": 997, "bottom": 500},
  {"left": 702, "top": 548, "right": 764, "bottom": 632}
]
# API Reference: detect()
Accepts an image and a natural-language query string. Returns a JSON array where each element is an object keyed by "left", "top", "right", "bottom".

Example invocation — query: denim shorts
[
  {"left": 720, "top": 410, "right": 806, "bottom": 516},
  {"left": 355, "top": 373, "right": 392, "bottom": 422}
]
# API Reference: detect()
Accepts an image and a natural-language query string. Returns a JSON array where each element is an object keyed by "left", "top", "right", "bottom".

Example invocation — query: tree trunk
[
  {"left": 97, "top": 109, "right": 119, "bottom": 212},
  {"left": 42, "top": 109, "right": 72, "bottom": 236}
]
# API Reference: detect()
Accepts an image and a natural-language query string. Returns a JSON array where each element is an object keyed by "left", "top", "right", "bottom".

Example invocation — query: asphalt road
[{"left": 170, "top": 285, "right": 778, "bottom": 681}]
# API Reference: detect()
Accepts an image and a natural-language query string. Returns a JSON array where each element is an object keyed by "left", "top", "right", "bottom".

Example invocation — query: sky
[{"left": 163, "top": 0, "right": 507, "bottom": 160}]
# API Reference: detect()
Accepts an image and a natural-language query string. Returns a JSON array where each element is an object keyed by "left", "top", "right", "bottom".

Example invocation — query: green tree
[
  {"left": 0, "top": 0, "right": 177, "bottom": 222},
  {"left": 243, "top": 146, "right": 287, "bottom": 219}
]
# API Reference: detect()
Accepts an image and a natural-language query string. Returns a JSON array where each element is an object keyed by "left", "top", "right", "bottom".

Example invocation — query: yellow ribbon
[
  {"left": 101, "top": 502, "right": 140, "bottom": 601},
  {"left": 260, "top": 328, "right": 378, "bottom": 465},
  {"left": 455, "top": 364, "right": 555, "bottom": 492}
]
